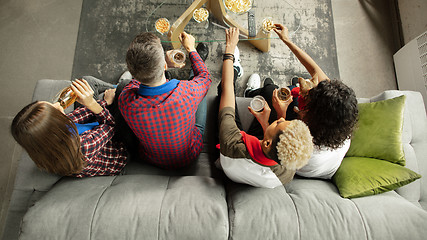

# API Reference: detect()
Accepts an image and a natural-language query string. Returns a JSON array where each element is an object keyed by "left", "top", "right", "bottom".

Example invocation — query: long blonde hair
[{"left": 11, "top": 101, "right": 84, "bottom": 175}]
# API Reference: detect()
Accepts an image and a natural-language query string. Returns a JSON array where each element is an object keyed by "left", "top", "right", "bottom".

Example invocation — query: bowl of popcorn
[
  {"left": 193, "top": 8, "right": 209, "bottom": 23},
  {"left": 155, "top": 18, "right": 170, "bottom": 34},
  {"left": 262, "top": 17, "right": 275, "bottom": 34},
  {"left": 223, "top": 0, "right": 252, "bottom": 14}
]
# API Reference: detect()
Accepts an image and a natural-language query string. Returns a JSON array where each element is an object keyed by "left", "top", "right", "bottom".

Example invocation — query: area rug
[{"left": 72, "top": 0, "right": 339, "bottom": 96}]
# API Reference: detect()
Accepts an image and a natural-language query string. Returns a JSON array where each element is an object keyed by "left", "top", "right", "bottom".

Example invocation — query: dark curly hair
[{"left": 304, "top": 79, "right": 358, "bottom": 149}]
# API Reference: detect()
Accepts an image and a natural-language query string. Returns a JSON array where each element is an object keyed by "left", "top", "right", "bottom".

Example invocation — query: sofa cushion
[
  {"left": 353, "top": 91, "right": 427, "bottom": 209},
  {"left": 346, "top": 95, "right": 406, "bottom": 165},
  {"left": 332, "top": 157, "right": 421, "bottom": 198},
  {"left": 19, "top": 175, "right": 229, "bottom": 240},
  {"left": 226, "top": 178, "right": 427, "bottom": 239}
]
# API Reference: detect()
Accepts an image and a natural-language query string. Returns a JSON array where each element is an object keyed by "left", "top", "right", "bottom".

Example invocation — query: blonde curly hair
[{"left": 268, "top": 120, "right": 313, "bottom": 170}]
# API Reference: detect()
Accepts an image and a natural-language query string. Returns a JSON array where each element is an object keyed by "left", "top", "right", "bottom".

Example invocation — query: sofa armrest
[{"left": 2, "top": 79, "right": 71, "bottom": 240}]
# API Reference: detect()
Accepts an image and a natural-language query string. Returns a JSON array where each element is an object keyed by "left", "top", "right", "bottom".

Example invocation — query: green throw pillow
[
  {"left": 346, "top": 95, "right": 406, "bottom": 165},
  {"left": 332, "top": 157, "right": 421, "bottom": 198}
]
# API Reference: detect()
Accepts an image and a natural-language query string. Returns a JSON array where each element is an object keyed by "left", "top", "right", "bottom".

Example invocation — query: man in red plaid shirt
[{"left": 118, "top": 32, "right": 211, "bottom": 169}]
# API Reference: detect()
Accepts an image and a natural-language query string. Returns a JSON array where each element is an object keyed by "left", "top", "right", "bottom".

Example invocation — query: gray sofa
[{"left": 3, "top": 79, "right": 427, "bottom": 239}]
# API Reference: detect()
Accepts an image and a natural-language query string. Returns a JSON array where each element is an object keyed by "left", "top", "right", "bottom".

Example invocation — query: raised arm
[
  {"left": 274, "top": 24, "right": 329, "bottom": 82},
  {"left": 219, "top": 27, "right": 240, "bottom": 111},
  {"left": 70, "top": 79, "right": 103, "bottom": 115}
]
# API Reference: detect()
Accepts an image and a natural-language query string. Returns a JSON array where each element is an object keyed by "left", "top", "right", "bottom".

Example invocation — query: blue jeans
[
  {"left": 189, "top": 71, "right": 208, "bottom": 138},
  {"left": 195, "top": 95, "right": 207, "bottom": 138}
]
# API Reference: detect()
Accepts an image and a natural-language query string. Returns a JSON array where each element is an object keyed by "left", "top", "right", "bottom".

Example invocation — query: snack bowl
[
  {"left": 223, "top": 0, "right": 252, "bottom": 14},
  {"left": 155, "top": 18, "right": 170, "bottom": 34},
  {"left": 193, "top": 8, "right": 209, "bottom": 23},
  {"left": 262, "top": 17, "right": 275, "bottom": 34}
]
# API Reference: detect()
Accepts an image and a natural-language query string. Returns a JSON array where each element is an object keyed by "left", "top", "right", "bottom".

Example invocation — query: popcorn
[
  {"left": 224, "top": 0, "right": 252, "bottom": 14},
  {"left": 193, "top": 8, "right": 209, "bottom": 22},
  {"left": 155, "top": 18, "right": 170, "bottom": 34},
  {"left": 262, "top": 18, "right": 275, "bottom": 32}
]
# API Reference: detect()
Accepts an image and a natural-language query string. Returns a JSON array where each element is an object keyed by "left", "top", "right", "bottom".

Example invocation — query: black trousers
[{"left": 246, "top": 82, "right": 299, "bottom": 140}]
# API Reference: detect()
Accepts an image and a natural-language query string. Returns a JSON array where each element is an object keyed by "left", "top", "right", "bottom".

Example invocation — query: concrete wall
[{"left": 398, "top": 0, "right": 427, "bottom": 44}]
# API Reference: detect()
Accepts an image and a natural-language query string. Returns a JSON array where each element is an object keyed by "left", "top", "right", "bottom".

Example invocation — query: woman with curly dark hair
[
  {"left": 304, "top": 79, "right": 358, "bottom": 149},
  {"left": 244, "top": 23, "right": 358, "bottom": 179}
]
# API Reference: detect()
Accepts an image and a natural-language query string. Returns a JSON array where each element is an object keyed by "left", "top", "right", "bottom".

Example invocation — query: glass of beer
[
  {"left": 56, "top": 85, "right": 77, "bottom": 109},
  {"left": 166, "top": 49, "right": 186, "bottom": 68},
  {"left": 277, "top": 87, "right": 291, "bottom": 102},
  {"left": 250, "top": 95, "right": 266, "bottom": 112},
  {"left": 172, "top": 49, "right": 186, "bottom": 64}
]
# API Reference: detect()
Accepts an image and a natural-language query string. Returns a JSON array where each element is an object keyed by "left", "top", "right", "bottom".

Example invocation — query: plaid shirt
[
  {"left": 119, "top": 51, "right": 211, "bottom": 169},
  {"left": 67, "top": 100, "right": 127, "bottom": 177}
]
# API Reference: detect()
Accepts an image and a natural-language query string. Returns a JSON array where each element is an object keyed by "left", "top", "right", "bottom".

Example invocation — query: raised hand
[
  {"left": 71, "top": 79, "right": 102, "bottom": 114},
  {"left": 178, "top": 32, "right": 196, "bottom": 52},
  {"left": 225, "top": 27, "right": 240, "bottom": 54},
  {"left": 103, "top": 88, "right": 116, "bottom": 106},
  {"left": 248, "top": 100, "right": 271, "bottom": 132},
  {"left": 273, "top": 23, "right": 289, "bottom": 42},
  {"left": 272, "top": 89, "right": 293, "bottom": 119},
  {"left": 299, "top": 75, "right": 319, "bottom": 97}
]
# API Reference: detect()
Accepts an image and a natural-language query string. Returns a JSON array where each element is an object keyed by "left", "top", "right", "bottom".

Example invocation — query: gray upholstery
[
  {"left": 2, "top": 80, "right": 427, "bottom": 239},
  {"left": 358, "top": 91, "right": 427, "bottom": 209},
  {"left": 19, "top": 176, "right": 228, "bottom": 240}
]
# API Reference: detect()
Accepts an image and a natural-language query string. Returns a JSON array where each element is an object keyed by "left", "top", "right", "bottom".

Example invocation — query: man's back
[{"left": 119, "top": 52, "right": 211, "bottom": 168}]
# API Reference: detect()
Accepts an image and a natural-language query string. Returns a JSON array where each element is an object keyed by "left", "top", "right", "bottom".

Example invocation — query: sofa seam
[
  {"left": 157, "top": 176, "right": 171, "bottom": 240},
  {"left": 349, "top": 199, "right": 369, "bottom": 240},
  {"left": 89, "top": 176, "right": 117, "bottom": 240},
  {"left": 225, "top": 183, "right": 235, "bottom": 240},
  {"left": 287, "top": 191, "right": 301, "bottom": 240}
]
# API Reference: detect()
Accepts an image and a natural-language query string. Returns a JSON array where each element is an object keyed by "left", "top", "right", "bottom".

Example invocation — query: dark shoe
[
  {"left": 196, "top": 42, "right": 209, "bottom": 62},
  {"left": 263, "top": 77, "right": 274, "bottom": 87},
  {"left": 165, "top": 70, "right": 172, "bottom": 80},
  {"left": 291, "top": 76, "right": 299, "bottom": 86}
]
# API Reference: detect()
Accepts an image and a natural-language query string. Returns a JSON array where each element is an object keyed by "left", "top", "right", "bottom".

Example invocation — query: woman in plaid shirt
[{"left": 11, "top": 79, "right": 128, "bottom": 177}]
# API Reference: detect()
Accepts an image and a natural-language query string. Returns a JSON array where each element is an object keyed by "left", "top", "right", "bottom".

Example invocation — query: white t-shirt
[{"left": 296, "top": 139, "right": 351, "bottom": 179}]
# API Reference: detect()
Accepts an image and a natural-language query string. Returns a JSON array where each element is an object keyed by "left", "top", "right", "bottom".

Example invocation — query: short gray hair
[{"left": 126, "top": 32, "right": 166, "bottom": 85}]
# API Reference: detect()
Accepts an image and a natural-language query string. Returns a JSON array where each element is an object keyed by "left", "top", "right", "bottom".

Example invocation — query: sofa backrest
[
  {"left": 233, "top": 91, "right": 427, "bottom": 210},
  {"left": 12, "top": 81, "right": 427, "bottom": 208}
]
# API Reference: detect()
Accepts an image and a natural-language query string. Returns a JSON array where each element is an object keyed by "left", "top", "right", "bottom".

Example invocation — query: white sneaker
[
  {"left": 244, "top": 73, "right": 261, "bottom": 97},
  {"left": 119, "top": 71, "right": 133, "bottom": 83},
  {"left": 233, "top": 46, "right": 243, "bottom": 78}
]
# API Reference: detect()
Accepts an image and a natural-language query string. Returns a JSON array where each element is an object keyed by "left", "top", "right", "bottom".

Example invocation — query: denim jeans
[{"left": 195, "top": 95, "right": 207, "bottom": 137}]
